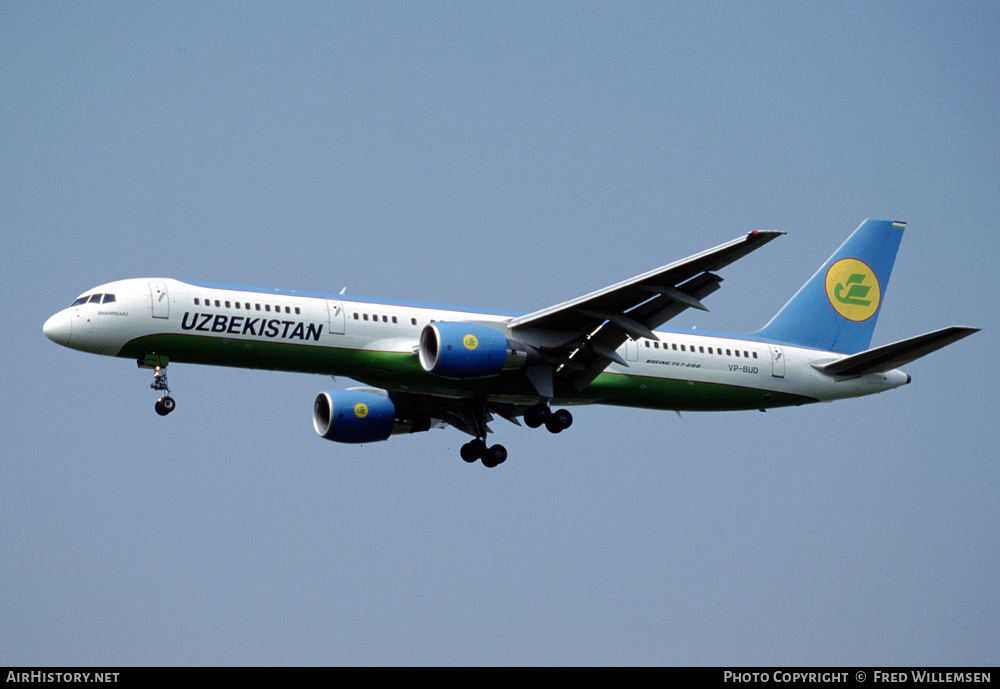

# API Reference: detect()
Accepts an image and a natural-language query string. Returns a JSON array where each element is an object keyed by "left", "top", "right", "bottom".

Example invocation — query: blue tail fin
[{"left": 755, "top": 219, "right": 905, "bottom": 354}]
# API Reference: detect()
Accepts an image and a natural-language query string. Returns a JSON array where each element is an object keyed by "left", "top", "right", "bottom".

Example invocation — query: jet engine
[
  {"left": 417, "top": 322, "right": 538, "bottom": 379},
  {"left": 313, "top": 389, "right": 430, "bottom": 444}
]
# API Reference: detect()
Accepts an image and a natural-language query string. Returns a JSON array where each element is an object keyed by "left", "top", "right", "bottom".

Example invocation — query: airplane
[{"left": 43, "top": 219, "right": 978, "bottom": 467}]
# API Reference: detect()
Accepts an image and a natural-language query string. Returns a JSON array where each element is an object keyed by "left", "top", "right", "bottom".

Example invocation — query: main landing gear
[
  {"left": 523, "top": 402, "right": 573, "bottom": 434},
  {"left": 460, "top": 438, "right": 508, "bottom": 468},
  {"left": 457, "top": 399, "right": 509, "bottom": 468},
  {"left": 459, "top": 401, "right": 573, "bottom": 468}
]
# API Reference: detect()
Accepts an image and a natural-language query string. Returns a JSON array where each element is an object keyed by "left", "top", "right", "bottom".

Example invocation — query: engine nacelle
[
  {"left": 418, "top": 322, "right": 535, "bottom": 379},
  {"left": 313, "top": 389, "right": 430, "bottom": 444}
]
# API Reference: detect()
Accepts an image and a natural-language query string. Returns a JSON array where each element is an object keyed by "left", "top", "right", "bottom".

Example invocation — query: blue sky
[{"left": 2, "top": 2, "right": 997, "bottom": 665}]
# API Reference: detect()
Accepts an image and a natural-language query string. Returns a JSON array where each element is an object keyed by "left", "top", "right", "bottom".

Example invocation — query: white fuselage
[{"left": 43, "top": 278, "right": 911, "bottom": 411}]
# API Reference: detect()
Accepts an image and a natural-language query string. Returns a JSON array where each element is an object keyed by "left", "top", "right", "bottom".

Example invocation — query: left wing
[{"left": 507, "top": 230, "right": 783, "bottom": 393}]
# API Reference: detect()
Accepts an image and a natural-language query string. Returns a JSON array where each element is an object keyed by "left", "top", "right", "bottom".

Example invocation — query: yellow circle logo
[
  {"left": 463, "top": 334, "right": 478, "bottom": 350},
  {"left": 354, "top": 403, "right": 368, "bottom": 418},
  {"left": 825, "top": 258, "right": 880, "bottom": 321}
]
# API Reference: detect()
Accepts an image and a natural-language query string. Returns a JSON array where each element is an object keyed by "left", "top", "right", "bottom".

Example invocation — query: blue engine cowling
[
  {"left": 418, "top": 322, "right": 534, "bottom": 379},
  {"left": 313, "top": 390, "right": 429, "bottom": 444}
]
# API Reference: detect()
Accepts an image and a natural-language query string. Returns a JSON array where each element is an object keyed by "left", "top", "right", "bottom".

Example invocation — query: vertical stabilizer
[{"left": 755, "top": 219, "right": 905, "bottom": 354}]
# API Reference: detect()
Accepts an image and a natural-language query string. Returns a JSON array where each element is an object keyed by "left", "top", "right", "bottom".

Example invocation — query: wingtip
[{"left": 747, "top": 229, "right": 786, "bottom": 241}]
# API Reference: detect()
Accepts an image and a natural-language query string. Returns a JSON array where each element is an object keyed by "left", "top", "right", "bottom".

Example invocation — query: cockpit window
[{"left": 70, "top": 293, "right": 117, "bottom": 307}]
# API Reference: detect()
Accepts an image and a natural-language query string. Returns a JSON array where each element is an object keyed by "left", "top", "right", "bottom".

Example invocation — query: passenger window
[
  {"left": 411, "top": 318, "right": 417, "bottom": 326},
  {"left": 235, "top": 302, "right": 241, "bottom": 309},
  {"left": 363, "top": 314, "right": 369, "bottom": 321},
  {"left": 295, "top": 307, "right": 301, "bottom": 315},
  {"left": 194, "top": 298, "right": 200, "bottom": 306},
  {"left": 225, "top": 301, "right": 231, "bottom": 308},
  {"left": 392, "top": 316, "right": 397, "bottom": 324},
  {"left": 255, "top": 304, "right": 261, "bottom": 311},
  {"left": 265, "top": 305, "right": 271, "bottom": 312},
  {"left": 735, "top": 350, "right": 740, "bottom": 357}
]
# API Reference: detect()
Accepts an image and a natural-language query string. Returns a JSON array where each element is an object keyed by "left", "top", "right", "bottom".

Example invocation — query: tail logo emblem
[{"left": 826, "top": 258, "right": 880, "bottom": 321}]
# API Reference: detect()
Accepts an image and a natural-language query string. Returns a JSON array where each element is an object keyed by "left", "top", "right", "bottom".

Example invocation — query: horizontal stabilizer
[{"left": 814, "top": 326, "right": 979, "bottom": 377}]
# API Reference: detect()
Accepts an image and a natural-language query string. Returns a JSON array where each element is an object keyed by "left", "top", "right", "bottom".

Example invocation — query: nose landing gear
[
  {"left": 139, "top": 356, "right": 176, "bottom": 416},
  {"left": 151, "top": 365, "right": 176, "bottom": 416}
]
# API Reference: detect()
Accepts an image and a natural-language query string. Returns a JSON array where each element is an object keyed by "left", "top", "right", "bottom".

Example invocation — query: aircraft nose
[{"left": 43, "top": 311, "right": 72, "bottom": 346}]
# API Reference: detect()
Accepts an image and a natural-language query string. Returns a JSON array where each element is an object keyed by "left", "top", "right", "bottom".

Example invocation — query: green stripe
[
  {"left": 584, "top": 371, "right": 814, "bottom": 411},
  {"left": 119, "top": 334, "right": 815, "bottom": 411}
]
